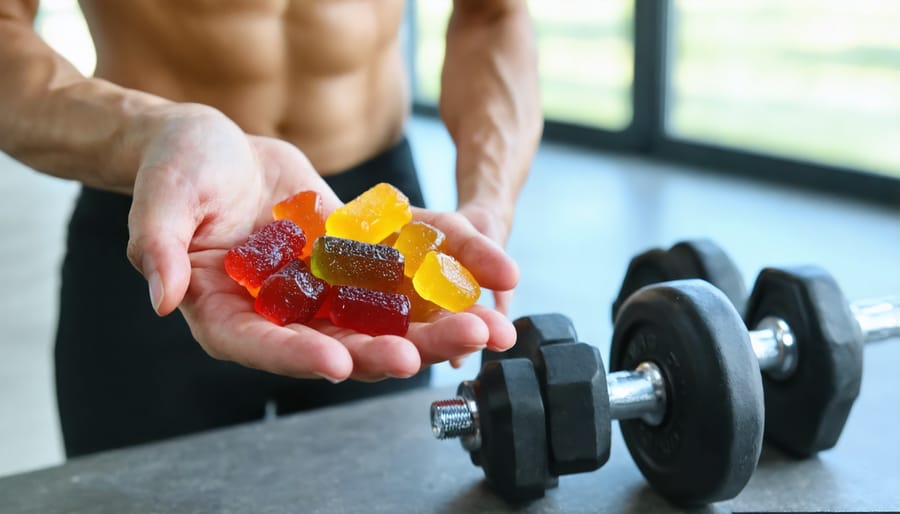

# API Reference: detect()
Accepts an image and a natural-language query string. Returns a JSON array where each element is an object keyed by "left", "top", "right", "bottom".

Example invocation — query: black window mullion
[{"left": 632, "top": 0, "right": 669, "bottom": 152}]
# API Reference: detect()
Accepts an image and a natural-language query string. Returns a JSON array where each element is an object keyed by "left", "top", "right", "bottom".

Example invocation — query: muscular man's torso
[{"left": 79, "top": 0, "right": 409, "bottom": 174}]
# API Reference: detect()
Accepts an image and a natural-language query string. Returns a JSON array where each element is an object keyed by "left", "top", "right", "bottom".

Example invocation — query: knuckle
[
  {"left": 448, "top": 210, "right": 471, "bottom": 227},
  {"left": 125, "top": 236, "right": 144, "bottom": 272},
  {"left": 197, "top": 338, "right": 226, "bottom": 362},
  {"left": 434, "top": 211, "right": 469, "bottom": 232}
]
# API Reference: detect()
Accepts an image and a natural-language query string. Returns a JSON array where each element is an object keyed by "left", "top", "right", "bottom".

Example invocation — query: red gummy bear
[
  {"left": 255, "top": 260, "right": 329, "bottom": 326},
  {"left": 313, "top": 287, "right": 334, "bottom": 320},
  {"left": 329, "top": 285, "right": 411, "bottom": 336},
  {"left": 225, "top": 220, "right": 306, "bottom": 296}
]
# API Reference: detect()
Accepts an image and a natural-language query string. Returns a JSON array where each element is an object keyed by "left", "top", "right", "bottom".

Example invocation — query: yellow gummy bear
[
  {"left": 393, "top": 221, "right": 446, "bottom": 277},
  {"left": 326, "top": 183, "right": 412, "bottom": 244},
  {"left": 412, "top": 251, "right": 480, "bottom": 313}
]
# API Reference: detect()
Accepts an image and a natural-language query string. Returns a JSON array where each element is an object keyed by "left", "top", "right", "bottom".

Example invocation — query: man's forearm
[
  {"left": 0, "top": 15, "right": 201, "bottom": 193},
  {"left": 440, "top": 0, "right": 542, "bottom": 238}
]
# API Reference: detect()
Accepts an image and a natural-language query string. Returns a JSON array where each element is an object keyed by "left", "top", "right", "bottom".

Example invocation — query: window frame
[{"left": 409, "top": 0, "right": 900, "bottom": 205}]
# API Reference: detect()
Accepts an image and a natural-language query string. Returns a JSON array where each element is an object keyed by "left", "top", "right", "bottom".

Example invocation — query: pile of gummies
[{"left": 224, "top": 183, "right": 481, "bottom": 337}]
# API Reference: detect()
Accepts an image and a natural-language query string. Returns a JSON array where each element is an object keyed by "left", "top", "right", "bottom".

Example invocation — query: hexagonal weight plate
[
  {"left": 745, "top": 266, "right": 864, "bottom": 457},
  {"left": 472, "top": 359, "right": 552, "bottom": 502},
  {"left": 535, "top": 342, "right": 611, "bottom": 476},
  {"left": 482, "top": 313, "right": 578, "bottom": 365}
]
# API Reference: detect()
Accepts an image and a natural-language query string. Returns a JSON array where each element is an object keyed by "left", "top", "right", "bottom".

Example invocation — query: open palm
[{"left": 127, "top": 112, "right": 517, "bottom": 382}]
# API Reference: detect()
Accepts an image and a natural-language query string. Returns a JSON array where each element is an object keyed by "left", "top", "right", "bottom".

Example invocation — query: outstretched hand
[
  {"left": 457, "top": 202, "right": 516, "bottom": 314},
  {"left": 126, "top": 110, "right": 517, "bottom": 382}
]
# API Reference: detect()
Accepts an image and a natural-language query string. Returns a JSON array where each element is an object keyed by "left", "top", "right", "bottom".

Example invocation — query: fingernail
[
  {"left": 148, "top": 271, "right": 164, "bottom": 314},
  {"left": 317, "top": 373, "right": 342, "bottom": 384}
]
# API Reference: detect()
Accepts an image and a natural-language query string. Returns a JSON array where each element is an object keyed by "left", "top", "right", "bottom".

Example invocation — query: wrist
[
  {"left": 111, "top": 102, "right": 230, "bottom": 193},
  {"left": 455, "top": 135, "right": 522, "bottom": 216},
  {"left": 458, "top": 194, "right": 516, "bottom": 243},
  {"left": 448, "top": 104, "right": 540, "bottom": 214}
]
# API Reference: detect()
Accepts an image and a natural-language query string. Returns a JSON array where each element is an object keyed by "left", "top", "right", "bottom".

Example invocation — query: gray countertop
[{"left": 3, "top": 338, "right": 900, "bottom": 513}]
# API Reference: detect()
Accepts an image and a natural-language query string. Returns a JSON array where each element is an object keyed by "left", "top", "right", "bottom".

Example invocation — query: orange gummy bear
[
  {"left": 393, "top": 221, "right": 446, "bottom": 277},
  {"left": 325, "top": 183, "right": 412, "bottom": 244},
  {"left": 272, "top": 190, "right": 326, "bottom": 258},
  {"left": 412, "top": 251, "right": 480, "bottom": 313}
]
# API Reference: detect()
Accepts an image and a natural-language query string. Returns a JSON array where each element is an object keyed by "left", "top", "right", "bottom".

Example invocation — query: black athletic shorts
[{"left": 55, "top": 137, "right": 431, "bottom": 458}]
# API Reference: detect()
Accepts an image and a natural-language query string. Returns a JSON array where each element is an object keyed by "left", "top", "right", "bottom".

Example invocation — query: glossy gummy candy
[
  {"left": 379, "top": 231, "right": 400, "bottom": 247},
  {"left": 254, "top": 260, "right": 329, "bottom": 326},
  {"left": 225, "top": 220, "right": 306, "bottom": 296},
  {"left": 329, "top": 285, "right": 411, "bottom": 336},
  {"left": 393, "top": 221, "right": 446, "bottom": 277},
  {"left": 225, "top": 183, "right": 483, "bottom": 333},
  {"left": 412, "top": 251, "right": 480, "bottom": 313},
  {"left": 325, "top": 183, "right": 412, "bottom": 244},
  {"left": 310, "top": 236, "right": 404, "bottom": 293},
  {"left": 272, "top": 190, "right": 326, "bottom": 258},
  {"left": 399, "top": 276, "right": 444, "bottom": 323}
]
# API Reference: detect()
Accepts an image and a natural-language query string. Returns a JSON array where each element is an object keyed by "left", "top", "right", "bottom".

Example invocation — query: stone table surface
[{"left": 2, "top": 339, "right": 899, "bottom": 514}]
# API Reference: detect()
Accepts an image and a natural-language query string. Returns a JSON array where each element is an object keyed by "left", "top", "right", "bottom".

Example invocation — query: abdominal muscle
[{"left": 78, "top": 0, "right": 411, "bottom": 174}]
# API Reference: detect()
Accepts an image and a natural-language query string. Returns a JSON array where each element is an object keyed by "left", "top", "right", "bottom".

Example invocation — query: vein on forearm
[
  {"left": 440, "top": 1, "right": 541, "bottom": 212},
  {"left": 0, "top": 18, "right": 166, "bottom": 192}
]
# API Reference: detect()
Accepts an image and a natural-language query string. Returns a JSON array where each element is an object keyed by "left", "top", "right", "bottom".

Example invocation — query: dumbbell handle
[
  {"left": 850, "top": 296, "right": 900, "bottom": 343},
  {"left": 607, "top": 362, "right": 667, "bottom": 424},
  {"left": 431, "top": 361, "right": 668, "bottom": 447},
  {"left": 750, "top": 296, "right": 900, "bottom": 380}
]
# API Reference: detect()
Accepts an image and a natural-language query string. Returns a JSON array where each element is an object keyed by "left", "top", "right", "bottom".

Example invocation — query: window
[
  {"left": 411, "top": 0, "right": 900, "bottom": 201},
  {"left": 667, "top": 0, "right": 900, "bottom": 177},
  {"left": 414, "top": 0, "right": 635, "bottom": 131},
  {"left": 34, "top": 0, "right": 96, "bottom": 77}
]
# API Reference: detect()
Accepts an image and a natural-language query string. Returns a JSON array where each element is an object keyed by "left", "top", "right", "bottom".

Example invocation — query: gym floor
[{"left": 1, "top": 115, "right": 898, "bottom": 479}]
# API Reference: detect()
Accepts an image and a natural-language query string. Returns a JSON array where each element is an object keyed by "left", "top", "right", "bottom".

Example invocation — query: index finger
[{"left": 411, "top": 207, "right": 519, "bottom": 292}]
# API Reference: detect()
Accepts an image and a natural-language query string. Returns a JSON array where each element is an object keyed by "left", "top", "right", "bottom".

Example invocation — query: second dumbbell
[{"left": 613, "top": 240, "right": 900, "bottom": 456}]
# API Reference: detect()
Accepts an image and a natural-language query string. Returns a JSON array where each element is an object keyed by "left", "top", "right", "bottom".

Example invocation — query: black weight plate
[
  {"left": 536, "top": 342, "right": 611, "bottom": 476},
  {"left": 611, "top": 248, "right": 678, "bottom": 323},
  {"left": 668, "top": 240, "right": 748, "bottom": 316},
  {"left": 745, "top": 266, "right": 863, "bottom": 457},
  {"left": 473, "top": 359, "right": 551, "bottom": 502},
  {"left": 482, "top": 313, "right": 578, "bottom": 365},
  {"left": 611, "top": 240, "right": 747, "bottom": 322},
  {"left": 610, "top": 280, "right": 764, "bottom": 506}
]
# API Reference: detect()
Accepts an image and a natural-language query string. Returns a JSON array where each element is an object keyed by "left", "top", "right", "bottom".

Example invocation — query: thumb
[{"left": 127, "top": 168, "right": 196, "bottom": 316}]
